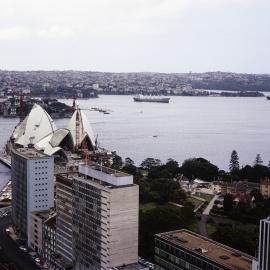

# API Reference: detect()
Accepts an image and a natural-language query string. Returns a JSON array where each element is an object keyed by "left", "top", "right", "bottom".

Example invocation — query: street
[{"left": 0, "top": 216, "right": 39, "bottom": 270}]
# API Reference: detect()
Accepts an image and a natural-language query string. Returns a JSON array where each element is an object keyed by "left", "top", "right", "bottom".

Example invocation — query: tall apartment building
[
  {"left": 11, "top": 147, "right": 54, "bottom": 243},
  {"left": 258, "top": 217, "right": 270, "bottom": 270},
  {"left": 55, "top": 163, "right": 139, "bottom": 270},
  {"left": 155, "top": 229, "right": 258, "bottom": 270}
]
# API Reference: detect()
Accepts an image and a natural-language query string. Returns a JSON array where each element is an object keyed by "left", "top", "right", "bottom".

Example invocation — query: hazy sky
[{"left": 0, "top": 0, "right": 269, "bottom": 73}]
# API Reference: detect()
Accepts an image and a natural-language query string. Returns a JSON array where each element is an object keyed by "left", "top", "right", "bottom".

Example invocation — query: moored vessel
[{"left": 133, "top": 95, "right": 170, "bottom": 103}]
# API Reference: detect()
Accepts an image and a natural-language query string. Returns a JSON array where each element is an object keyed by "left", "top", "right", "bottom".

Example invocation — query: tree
[
  {"left": 180, "top": 158, "right": 219, "bottom": 181},
  {"left": 212, "top": 226, "right": 257, "bottom": 256},
  {"left": 254, "top": 154, "right": 263, "bottom": 165},
  {"left": 139, "top": 204, "right": 194, "bottom": 259},
  {"left": 111, "top": 154, "right": 123, "bottom": 170},
  {"left": 229, "top": 150, "right": 239, "bottom": 172},
  {"left": 124, "top": 157, "right": 134, "bottom": 166},
  {"left": 223, "top": 194, "right": 234, "bottom": 212},
  {"left": 140, "top": 158, "right": 162, "bottom": 170}
]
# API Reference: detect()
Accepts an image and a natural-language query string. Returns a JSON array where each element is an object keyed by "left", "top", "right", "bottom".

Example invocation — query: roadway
[{"left": 0, "top": 216, "right": 39, "bottom": 270}]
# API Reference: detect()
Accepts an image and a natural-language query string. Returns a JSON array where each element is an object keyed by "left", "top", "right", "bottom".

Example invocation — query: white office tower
[
  {"left": 258, "top": 217, "right": 270, "bottom": 270},
  {"left": 11, "top": 147, "right": 54, "bottom": 245},
  {"left": 73, "top": 164, "right": 139, "bottom": 270}
]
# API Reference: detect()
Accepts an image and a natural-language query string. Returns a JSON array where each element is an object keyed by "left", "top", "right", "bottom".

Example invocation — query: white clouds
[
  {"left": 0, "top": 0, "right": 269, "bottom": 72},
  {"left": 37, "top": 25, "right": 75, "bottom": 39},
  {"left": 0, "top": 26, "right": 30, "bottom": 40},
  {"left": 0, "top": 0, "right": 265, "bottom": 40}
]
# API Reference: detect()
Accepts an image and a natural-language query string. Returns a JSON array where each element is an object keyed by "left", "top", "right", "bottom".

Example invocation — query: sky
[{"left": 0, "top": 0, "right": 269, "bottom": 73}]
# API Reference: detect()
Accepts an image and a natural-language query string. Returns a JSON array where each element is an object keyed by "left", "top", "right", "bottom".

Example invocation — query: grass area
[
  {"left": 206, "top": 223, "right": 217, "bottom": 236},
  {"left": 195, "top": 192, "right": 214, "bottom": 203},
  {"left": 187, "top": 222, "right": 199, "bottom": 233},
  {"left": 140, "top": 202, "right": 158, "bottom": 213},
  {"left": 188, "top": 197, "right": 204, "bottom": 209}
]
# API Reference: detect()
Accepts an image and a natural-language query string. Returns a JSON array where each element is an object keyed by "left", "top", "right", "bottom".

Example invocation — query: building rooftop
[
  {"left": 31, "top": 210, "right": 51, "bottom": 221},
  {"left": 14, "top": 147, "right": 49, "bottom": 159},
  {"left": 88, "top": 164, "right": 129, "bottom": 177},
  {"left": 44, "top": 213, "right": 56, "bottom": 229},
  {"left": 79, "top": 163, "right": 133, "bottom": 187},
  {"left": 156, "top": 229, "right": 255, "bottom": 270}
]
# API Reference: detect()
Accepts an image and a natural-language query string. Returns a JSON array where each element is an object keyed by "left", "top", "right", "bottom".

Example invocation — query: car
[
  {"left": 5, "top": 228, "right": 10, "bottom": 235},
  {"left": 35, "top": 258, "right": 41, "bottom": 266},
  {"left": 19, "top": 246, "right": 27, "bottom": 252},
  {"left": 43, "top": 263, "right": 49, "bottom": 269}
]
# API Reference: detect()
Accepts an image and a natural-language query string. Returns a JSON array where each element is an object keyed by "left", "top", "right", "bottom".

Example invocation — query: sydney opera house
[{"left": 9, "top": 104, "right": 106, "bottom": 167}]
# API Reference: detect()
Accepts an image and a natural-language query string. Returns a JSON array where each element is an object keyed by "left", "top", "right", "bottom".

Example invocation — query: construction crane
[{"left": 75, "top": 106, "right": 91, "bottom": 164}]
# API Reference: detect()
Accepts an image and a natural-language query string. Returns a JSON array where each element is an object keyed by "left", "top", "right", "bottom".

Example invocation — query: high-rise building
[
  {"left": 55, "top": 163, "right": 139, "bottom": 270},
  {"left": 11, "top": 147, "right": 54, "bottom": 243},
  {"left": 155, "top": 229, "right": 257, "bottom": 270},
  {"left": 258, "top": 217, "right": 270, "bottom": 270}
]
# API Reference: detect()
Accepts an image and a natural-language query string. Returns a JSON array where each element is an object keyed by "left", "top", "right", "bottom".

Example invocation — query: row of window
[
  {"left": 35, "top": 161, "right": 48, "bottom": 164},
  {"left": 35, "top": 205, "right": 48, "bottom": 209}
]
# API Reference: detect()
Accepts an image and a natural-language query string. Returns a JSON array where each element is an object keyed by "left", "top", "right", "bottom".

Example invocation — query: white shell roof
[
  {"left": 68, "top": 108, "right": 95, "bottom": 148},
  {"left": 12, "top": 104, "right": 95, "bottom": 158},
  {"left": 13, "top": 104, "right": 56, "bottom": 147},
  {"left": 50, "top": 128, "right": 71, "bottom": 147}
]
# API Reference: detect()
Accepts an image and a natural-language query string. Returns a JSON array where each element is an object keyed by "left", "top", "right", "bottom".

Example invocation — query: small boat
[
  {"left": 266, "top": 96, "right": 270, "bottom": 100},
  {"left": 133, "top": 94, "right": 170, "bottom": 103}
]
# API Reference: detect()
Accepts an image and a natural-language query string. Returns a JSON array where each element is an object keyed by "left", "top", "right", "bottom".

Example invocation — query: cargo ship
[{"left": 133, "top": 95, "right": 170, "bottom": 103}]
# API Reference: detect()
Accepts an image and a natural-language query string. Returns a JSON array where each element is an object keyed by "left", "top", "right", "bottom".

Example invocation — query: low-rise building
[
  {"left": 42, "top": 213, "right": 56, "bottom": 267},
  {"left": 260, "top": 179, "right": 270, "bottom": 198},
  {"left": 220, "top": 180, "right": 259, "bottom": 197},
  {"left": 155, "top": 229, "right": 257, "bottom": 270},
  {"left": 29, "top": 211, "right": 50, "bottom": 253}
]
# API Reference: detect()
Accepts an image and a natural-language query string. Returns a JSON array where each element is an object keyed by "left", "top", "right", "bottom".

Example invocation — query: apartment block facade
[
  {"left": 11, "top": 148, "right": 54, "bottom": 242},
  {"left": 55, "top": 163, "right": 139, "bottom": 270}
]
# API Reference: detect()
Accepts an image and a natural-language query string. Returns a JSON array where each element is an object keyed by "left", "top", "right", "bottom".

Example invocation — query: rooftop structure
[
  {"left": 79, "top": 163, "right": 133, "bottom": 186},
  {"left": 15, "top": 147, "right": 48, "bottom": 159},
  {"left": 155, "top": 229, "right": 256, "bottom": 270}
]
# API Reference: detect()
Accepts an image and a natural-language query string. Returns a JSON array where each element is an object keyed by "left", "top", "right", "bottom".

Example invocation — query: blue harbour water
[{"left": 1, "top": 95, "right": 270, "bottom": 188}]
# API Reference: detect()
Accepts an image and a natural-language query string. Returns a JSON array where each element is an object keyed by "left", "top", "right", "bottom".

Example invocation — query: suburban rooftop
[{"left": 156, "top": 229, "right": 255, "bottom": 270}]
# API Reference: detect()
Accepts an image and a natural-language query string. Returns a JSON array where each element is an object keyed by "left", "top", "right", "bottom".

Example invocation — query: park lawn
[
  {"left": 140, "top": 202, "right": 158, "bottom": 213},
  {"left": 195, "top": 192, "right": 214, "bottom": 203},
  {"left": 188, "top": 197, "right": 203, "bottom": 209},
  {"left": 187, "top": 222, "right": 199, "bottom": 233},
  {"left": 207, "top": 223, "right": 217, "bottom": 236}
]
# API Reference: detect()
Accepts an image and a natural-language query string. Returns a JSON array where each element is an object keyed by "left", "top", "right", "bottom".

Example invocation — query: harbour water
[
  {"left": 0, "top": 95, "right": 270, "bottom": 189},
  {"left": 59, "top": 95, "right": 270, "bottom": 169}
]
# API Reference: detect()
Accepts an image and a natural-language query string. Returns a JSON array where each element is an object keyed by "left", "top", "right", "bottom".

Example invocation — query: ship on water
[{"left": 133, "top": 94, "right": 170, "bottom": 103}]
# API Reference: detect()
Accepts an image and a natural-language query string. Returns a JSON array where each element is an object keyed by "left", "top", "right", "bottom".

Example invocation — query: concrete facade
[{"left": 11, "top": 147, "right": 54, "bottom": 244}]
